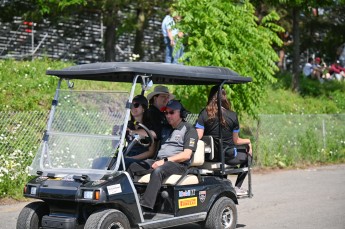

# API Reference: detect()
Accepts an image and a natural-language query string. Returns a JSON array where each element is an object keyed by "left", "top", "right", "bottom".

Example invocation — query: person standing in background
[
  {"left": 161, "top": 8, "right": 174, "bottom": 63},
  {"left": 171, "top": 15, "right": 184, "bottom": 64},
  {"left": 161, "top": 9, "right": 184, "bottom": 64},
  {"left": 278, "top": 31, "right": 293, "bottom": 70}
]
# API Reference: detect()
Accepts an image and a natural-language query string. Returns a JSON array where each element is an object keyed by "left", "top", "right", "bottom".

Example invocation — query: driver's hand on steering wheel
[
  {"left": 127, "top": 128, "right": 133, "bottom": 135},
  {"left": 126, "top": 128, "right": 135, "bottom": 141}
]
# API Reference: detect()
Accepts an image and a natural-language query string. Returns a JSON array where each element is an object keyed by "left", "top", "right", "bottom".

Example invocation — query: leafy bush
[{"left": 175, "top": 0, "right": 282, "bottom": 117}]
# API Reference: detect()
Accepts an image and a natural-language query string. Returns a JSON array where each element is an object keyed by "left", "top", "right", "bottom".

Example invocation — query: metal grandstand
[{"left": 0, "top": 11, "right": 164, "bottom": 63}]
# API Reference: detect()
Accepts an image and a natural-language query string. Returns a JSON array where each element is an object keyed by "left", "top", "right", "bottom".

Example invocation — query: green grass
[
  {"left": 244, "top": 71, "right": 345, "bottom": 168},
  {"left": 0, "top": 59, "right": 135, "bottom": 111},
  {"left": 257, "top": 72, "right": 345, "bottom": 115}
]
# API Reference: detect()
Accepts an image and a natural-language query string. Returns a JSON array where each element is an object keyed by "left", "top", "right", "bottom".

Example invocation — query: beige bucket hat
[{"left": 147, "top": 85, "right": 175, "bottom": 101}]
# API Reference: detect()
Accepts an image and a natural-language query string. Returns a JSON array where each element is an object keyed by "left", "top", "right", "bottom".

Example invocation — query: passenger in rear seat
[
  {"left": 195, "top": 86, "right": 252, "bottom": 196},
  {"left": 127, "top": 100, "right": 198, "bottom": 210}
]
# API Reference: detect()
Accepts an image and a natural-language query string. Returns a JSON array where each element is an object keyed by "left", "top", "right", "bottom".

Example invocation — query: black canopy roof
[{"left": 46, "top": 62, "right": 252, "bottom": 85}]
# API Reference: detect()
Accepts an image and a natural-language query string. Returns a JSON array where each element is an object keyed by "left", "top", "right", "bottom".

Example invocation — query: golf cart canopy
[
  {"left": 29, "top": 62, "right": 252, "bottom": 179},
  {"left": 46, "top": 62, "right": 252, "bottom": 85}
]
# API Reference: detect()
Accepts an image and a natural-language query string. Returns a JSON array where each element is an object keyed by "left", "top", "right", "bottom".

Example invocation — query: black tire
[
  {"left": 16, "top": 201, "right": 49, "bottom": 229},
  {"left": 84, "top": 209, "right": 131, "bottom": 229},
  {"left": 204, "top": 197, "right": 237, "bottom": 229}
]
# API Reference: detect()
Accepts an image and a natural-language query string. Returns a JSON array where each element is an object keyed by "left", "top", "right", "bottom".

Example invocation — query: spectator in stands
[
  {"left": 147, "top": 85, "right": 174, "bottom": 143},
  {"left": 329, "top": 60, "right": 345, "bottom": 81},
  {"left": 128, "top": 100, "right": 198, "bottom": 210},
  {"left": 195, "top": 86, "right": 252, "bottom": 196}
]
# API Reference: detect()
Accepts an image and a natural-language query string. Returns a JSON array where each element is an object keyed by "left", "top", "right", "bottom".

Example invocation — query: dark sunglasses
[
  {"left": 164, "top": 110, "right": 175, "bottom": 115},
  {"left": 132, "top": 103, "right": 141, "bottom": 108}
]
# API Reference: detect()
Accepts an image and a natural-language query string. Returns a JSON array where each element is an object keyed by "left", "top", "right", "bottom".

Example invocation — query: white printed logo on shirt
[{"left": 189, "top": 138, "right": 196, "bottom": 147}]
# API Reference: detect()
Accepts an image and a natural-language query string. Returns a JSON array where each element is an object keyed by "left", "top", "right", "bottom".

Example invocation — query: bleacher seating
[{"left": 0, "top": 11, "right": 164, "bottom": 63}]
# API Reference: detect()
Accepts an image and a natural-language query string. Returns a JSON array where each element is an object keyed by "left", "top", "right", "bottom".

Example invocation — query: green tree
[
  {"left": 132, "top": 0, "right": 170, "bottom": 60},
  {"left": 174, "top": 0, "right": 282, "bottom": 117}
]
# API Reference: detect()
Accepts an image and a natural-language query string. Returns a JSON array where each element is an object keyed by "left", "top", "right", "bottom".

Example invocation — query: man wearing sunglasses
[{"left": 127, "top": 100, "right": 198, "bottom": 211}]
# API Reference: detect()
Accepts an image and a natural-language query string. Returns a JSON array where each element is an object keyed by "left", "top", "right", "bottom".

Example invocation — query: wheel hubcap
[
  {"left": 221, "top": 206, "right": 233, "bottom": 228},
  {"left": 107, "top": 222, "right": 124, "bottom": 229}
]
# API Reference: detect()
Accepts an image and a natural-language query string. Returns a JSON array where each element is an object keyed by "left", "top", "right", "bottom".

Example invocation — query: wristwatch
[{"left": 163, "top": 157, "right": 168, "bottom": 162}]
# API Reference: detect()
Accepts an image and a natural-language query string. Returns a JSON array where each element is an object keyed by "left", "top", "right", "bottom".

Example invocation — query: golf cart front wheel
[
  {"left": 16, "top": 201, "right": 49, "bottom": 229},
  {"left": 204, "top": 196, "right": 237, "bottom": 229},
  {"left": 84, "top": 209, "right": 130, "bottom": 229}
]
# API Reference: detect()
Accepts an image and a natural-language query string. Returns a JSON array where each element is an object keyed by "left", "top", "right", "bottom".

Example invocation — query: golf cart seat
[
  {"left": 200, "top": 136, "right": 253, "bottom": 198},
  {"left": 200, "top": 136, "right": 238, "bottom": 170},
  {"left": 135, "top": 140, "right": 205, "bottom": 185}
]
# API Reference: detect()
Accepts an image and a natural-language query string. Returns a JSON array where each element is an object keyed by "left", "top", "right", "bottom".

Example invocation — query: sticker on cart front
[
  {"left": 178, "top": 197, "right": 197, "bottom": 209},
  {"left": 107, "top": 184, "right": 122, "bottom": 195}
]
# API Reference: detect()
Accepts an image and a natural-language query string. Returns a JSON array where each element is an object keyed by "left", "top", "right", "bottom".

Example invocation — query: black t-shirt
[
  {"left": 196, "top": 108, "right": 240, "bottom": 161},
  {"left": 147, "top": 105, "right": 172, "bottom": 142}
]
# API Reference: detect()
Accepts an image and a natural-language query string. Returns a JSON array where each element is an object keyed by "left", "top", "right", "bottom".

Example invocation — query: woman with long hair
[
  {"left": 125, "top": 95, "right": 156, "bottom": 167},
  {"left": 195, "top": 85, "right": 252, "bottom": 196}
]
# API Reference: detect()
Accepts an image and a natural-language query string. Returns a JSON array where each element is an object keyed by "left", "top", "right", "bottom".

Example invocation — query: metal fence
[
  {"left": 255, "top": 114, "right": 345, "bottom": 167},
  {"left": 0, "top": 111, "right": 48, "bottom": 186},
  {"left": 1, "top": 112, "right": 345, "bottom": 179}
]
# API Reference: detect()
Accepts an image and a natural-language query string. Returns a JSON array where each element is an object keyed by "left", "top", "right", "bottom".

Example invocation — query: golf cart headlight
[
  {"left": 30, "top": 186, "right": 37, "bottom": 195},
  {"left": 83, "top": 190, "right": 93, "bottom": 199}
]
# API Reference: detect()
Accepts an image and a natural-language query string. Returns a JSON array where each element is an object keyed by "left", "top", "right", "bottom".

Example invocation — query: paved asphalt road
[{"left": 1, "top": 164, "right": 344, "bottom": 229}]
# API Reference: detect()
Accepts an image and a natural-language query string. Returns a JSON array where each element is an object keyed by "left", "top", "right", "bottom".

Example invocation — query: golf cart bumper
[{"left": 42, "top": 215, "right": 77, "bottom": 229}]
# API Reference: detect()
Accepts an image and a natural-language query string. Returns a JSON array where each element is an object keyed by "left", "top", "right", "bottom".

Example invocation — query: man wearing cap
[
  {"left": 127, "top": 100, "right": 198, "bottom": 210},
  {"left": 147, "top": 85, "right": 175, "bottom": 142},
  {"left": 312, "top": 57, "right": 325, "bottom": 82}
]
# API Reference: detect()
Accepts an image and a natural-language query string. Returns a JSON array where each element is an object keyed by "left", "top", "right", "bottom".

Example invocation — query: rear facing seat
[{"left": 199, "top": 136, "right": 248, "bottom": 172}]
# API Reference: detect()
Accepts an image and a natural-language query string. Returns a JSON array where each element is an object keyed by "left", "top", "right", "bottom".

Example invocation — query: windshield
[{"left": 29, "top": 89, "right": 129, "bottom": 178}]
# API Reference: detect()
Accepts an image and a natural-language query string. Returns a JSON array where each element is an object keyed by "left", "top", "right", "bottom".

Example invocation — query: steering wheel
[{"left": 132, "top": 122, "right": 154, "bottom": 147}]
